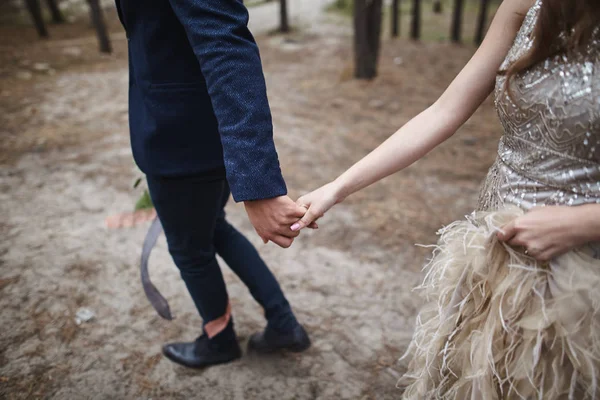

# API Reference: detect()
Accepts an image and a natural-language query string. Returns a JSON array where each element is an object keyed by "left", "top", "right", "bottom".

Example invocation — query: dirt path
[
  {"left": 248, "top": 0, "right": 336, "bottom": 34},
  {"left": 0, "top": 5, "right": 501, "bottom": 400}
]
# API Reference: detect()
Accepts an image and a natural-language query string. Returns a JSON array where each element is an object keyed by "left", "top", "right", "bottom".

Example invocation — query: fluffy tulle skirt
[{"left": 399, "top": 207, "right": 600, "bottom": 400}]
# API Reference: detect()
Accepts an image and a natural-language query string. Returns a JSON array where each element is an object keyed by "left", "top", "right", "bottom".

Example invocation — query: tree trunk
[
  {"left": 391, "top": 0, "right": 400, "bottom": 38},
  {"left": 87, "top": 0, "right": 112, "bottom": 53},
  {"left": 46, "top": 0, "right": 65, "bottom": 23},
  {"left": 451, "top": 0, "right": 464, "bottom": 43},
  {"left": 280, "top": 0, "right": 290, "bottom": 33},
  {"left": 432, "top": 0, "right": 442, "bottom": 14},
  {"left": 354, "top": 0, "right": 383, "bottom": 79},
  {"left": 474, "top": 0, "right": 491, "bottom": 45},
  {"left": 24, "top": 0, "right": 48, "bottom": 38},
  {"left": 411, "top": 0, "right": 420, "bottom": 40}
]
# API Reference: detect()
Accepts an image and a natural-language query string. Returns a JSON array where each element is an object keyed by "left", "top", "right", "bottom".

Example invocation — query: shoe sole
[
  {"left": 287, "top": 340, "right": 312, "bottom": 353},
  {"left": 247, "top": 338, "right": 311, "bottom": 354},
  {"left": 162, "top": 348, "right": 242, "bottom": 369}
]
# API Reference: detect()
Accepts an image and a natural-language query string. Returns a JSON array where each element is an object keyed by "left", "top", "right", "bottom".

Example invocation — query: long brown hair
[{"left": 504, "top": 0, "right": 600, "bottom": 83}]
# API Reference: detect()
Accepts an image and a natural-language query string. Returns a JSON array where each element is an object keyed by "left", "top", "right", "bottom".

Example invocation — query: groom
[{"left": 115, "top": 0, "right": 311, "bottom": 367}]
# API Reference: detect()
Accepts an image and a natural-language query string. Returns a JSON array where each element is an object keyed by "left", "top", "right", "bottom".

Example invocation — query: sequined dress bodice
[{"left": 477, "top": 0, "right": 600, "bottom": 211}]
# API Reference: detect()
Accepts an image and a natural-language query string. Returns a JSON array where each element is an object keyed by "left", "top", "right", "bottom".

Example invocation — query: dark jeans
[{"left": 146, "top": 175, "right": 298, "bottom": 340}]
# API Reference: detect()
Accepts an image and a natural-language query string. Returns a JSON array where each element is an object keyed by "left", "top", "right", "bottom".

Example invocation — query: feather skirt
[{"left": 399, "top": 207, "right": 600, "bottom": 400}]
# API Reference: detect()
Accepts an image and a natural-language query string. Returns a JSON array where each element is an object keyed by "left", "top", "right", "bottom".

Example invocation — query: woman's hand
[
  {"left": 497, "top": 205, "right": 600, "bottom": 261},
  {"left": 290, "top": 181, "right": 343, "bottom": 232}
]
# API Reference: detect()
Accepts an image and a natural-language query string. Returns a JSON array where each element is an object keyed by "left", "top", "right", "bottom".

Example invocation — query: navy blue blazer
[{"left": 115, "top": 0, "right": 287, "bottom": 202}]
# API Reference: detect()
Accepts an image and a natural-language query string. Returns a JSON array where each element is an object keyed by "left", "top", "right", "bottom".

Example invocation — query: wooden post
[
  {"left": 474, "top": 0, "right": 491, "bottom": 45},
  {"left": 411, "top": 0, "right": 420, "bottom": 40},
  {"left": 46, "top": 0, "right": 66, "bottom": 23},
  {"left": 354, "top": 0, "right": 383, "bottom": 79},
  {"left": 24, "top": 0, "right": 49, "bottom": 38},
  {"left": 280, "top": 0, "right": 290, "bottom": 33},
  {"left": 87, "top": 0, "right": 112, "bottom": 53},
  {"left": 391, "top": 0, "right": 400, "bottom": 38},
  {"left": 451, "top": 0, "right": 464, "bottom": 43}
]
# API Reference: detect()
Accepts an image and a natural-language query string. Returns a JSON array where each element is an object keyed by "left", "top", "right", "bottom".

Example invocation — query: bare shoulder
[
  {"left": 501, "top": 0, "right": 536, "bottom": 18},
  {"left": 490, "top": 0, "right": 536, "bottom": 36}
]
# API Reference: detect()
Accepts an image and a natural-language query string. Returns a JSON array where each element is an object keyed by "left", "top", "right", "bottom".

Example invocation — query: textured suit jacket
[{"left": 115, "top": 0, "right": 287, "bottom": 202}]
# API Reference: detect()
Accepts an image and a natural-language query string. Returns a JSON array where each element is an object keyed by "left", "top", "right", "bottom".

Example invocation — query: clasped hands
[{"left": 243, "top": 183, "right": 340, "bottom": 248}]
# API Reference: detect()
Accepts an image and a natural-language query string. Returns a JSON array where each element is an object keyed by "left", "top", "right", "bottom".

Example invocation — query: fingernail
[{"left": 291, "top": 223, "right": 300, "bottom": 231}]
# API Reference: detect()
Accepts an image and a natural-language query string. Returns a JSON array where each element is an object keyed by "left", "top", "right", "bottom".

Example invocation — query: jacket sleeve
[{"left": 167, "top": 0, "right": 287, "bottom": 202}]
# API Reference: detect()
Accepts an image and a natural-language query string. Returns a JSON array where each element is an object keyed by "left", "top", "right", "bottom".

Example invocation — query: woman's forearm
[
  {"left": 577, "top": 204, "right": 600, "bottom": 243},
  {"left": 321, "top": 0, "right": 530, "bottom": 205},
  {"left": 332, "top": 103, "right": 460, "bottom": 202},
  {"left": 292, "top": 0, "right": 529, "bottom": 227}
]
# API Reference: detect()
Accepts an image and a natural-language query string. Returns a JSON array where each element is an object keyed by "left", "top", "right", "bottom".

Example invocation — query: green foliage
[
  {"left": 135, "top": 189, "right": 154, "bottom": 211},
  {"left": 133, "top": 175, "right": 153, "bottom": 210}
]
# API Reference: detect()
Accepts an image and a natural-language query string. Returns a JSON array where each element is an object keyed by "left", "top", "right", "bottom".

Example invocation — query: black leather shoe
[
  {"left": 162, "top": 334, "right": 242, "bottom": 369},
  {"left": 248, "top": 324, "right": 311, "bottom": 354}
]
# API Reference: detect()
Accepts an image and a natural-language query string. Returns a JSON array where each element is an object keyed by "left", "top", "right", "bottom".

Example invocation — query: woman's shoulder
[
  {"left": 502, "top": 0, "right": 538, "bottom": 19},
  {"left": 490, "top": 0, "right": 538, "bottom": 41}
]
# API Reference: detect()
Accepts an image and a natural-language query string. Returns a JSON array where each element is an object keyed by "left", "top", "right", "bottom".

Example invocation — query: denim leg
[
  {"left": 213, "top": 184, "right": 299, "bottom": 333},
  {"left": 146, "top": 175, "right": 232, "bottom": 338}
]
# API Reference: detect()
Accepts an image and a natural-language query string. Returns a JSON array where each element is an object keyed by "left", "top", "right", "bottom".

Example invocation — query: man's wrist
[
  {"left": 232, "top": 182, "right": 287, "bottom": 203},
  {"left": 244, "top": 196, "right": 281, "bottom": 205}
]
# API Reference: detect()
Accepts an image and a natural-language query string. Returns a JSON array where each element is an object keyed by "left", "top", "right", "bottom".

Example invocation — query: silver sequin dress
[
  {"left": 478, "top": 0, "right": 600, "bottom": 212},
  {"left": 400, "top": 1, "right": 600, "bottom": 398}
]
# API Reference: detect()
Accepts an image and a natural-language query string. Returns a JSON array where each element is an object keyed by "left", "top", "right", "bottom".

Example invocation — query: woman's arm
[
  {"left": 498, "top": 204, "right": 600, "bottom": 261},
  {"left": 292, "top": 0, "right": 534, "bottom": 231}
]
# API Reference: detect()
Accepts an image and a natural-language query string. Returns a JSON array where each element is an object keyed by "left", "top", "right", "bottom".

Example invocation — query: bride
[{"left": 291, "top": 0, "right": 600, "bottom": 398}]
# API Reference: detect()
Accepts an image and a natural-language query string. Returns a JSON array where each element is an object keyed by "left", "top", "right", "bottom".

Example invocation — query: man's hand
[{"left": 244, "top": 196, "right": 308, "bottom": 248}]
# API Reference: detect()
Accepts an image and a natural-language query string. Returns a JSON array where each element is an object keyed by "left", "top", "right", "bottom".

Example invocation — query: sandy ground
[{"left": 0, "top": 2, "right": 502, "bottom": 399}]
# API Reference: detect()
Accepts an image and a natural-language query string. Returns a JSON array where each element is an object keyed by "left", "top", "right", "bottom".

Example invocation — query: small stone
[
  {"left": 393, "top": 56, "right": 403, "bottom": 65},
  {"left": 75, "top": 308, "right": 95, "bottom": 325}
]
